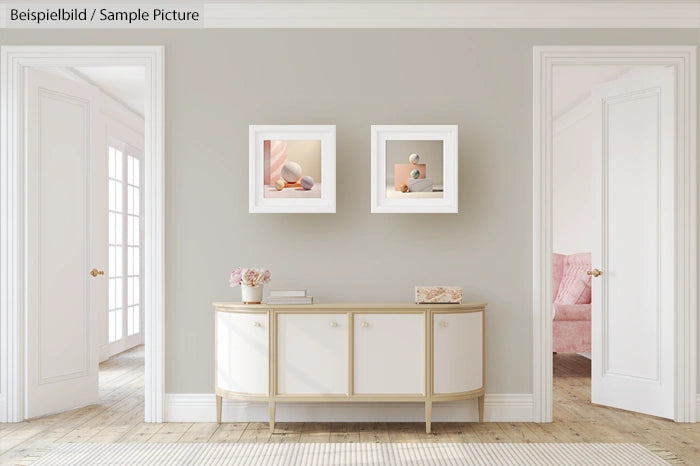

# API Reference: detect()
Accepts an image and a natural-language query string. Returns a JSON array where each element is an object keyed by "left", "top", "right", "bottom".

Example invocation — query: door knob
[
  {"left": 90, "top": 268, "right": 105, "bottom": 277},
  {"left": 587, "top": 268, "right": 603, "bottom": 277}
]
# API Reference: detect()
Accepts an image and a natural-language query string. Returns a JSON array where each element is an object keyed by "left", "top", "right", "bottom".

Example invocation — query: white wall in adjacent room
[{"left": 553, "top": 102, "right": 593, "bottom": 255}]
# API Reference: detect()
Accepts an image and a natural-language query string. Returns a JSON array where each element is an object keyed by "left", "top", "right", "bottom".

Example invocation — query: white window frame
[{"left": 105, "top": 137, "right": 144, "bottom": 358}]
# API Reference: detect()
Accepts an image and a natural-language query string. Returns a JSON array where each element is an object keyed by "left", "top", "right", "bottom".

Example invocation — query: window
[{"left": 108, "top": 144, "right": 142, "bottom": 344}]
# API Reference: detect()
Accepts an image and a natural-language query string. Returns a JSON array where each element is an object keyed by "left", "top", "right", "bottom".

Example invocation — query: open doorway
[
  {"left": 551, "top": 65, "right": 632, "bottom": 415},
  {"left": 533, "top": 46, "right": 697, "bottom": 424},
  {"left": 24, "top": 65, "right": 145, "bottom": 419},
  {"left": 0, "top": 46, "right": 164, "bottom": 424}
]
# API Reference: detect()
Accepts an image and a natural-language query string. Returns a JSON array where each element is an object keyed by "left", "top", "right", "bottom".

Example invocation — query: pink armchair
[{"left": 552, "top": 253, "right": 591, "bottom": 353}]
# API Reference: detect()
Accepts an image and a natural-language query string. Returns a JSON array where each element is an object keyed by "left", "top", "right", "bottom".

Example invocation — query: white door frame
[
  {"left": 0, "top": 46, "right": 165, "bottom": 423},
  {"left": 532, "top": 46, "right": 697, "bottom": 423}
]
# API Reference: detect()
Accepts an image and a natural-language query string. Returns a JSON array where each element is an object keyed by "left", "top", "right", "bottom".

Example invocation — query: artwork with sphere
[
  {"left": 263, "top": 140, "right": 322, "bottom": 199},
  {"left": 281, "top": 162, "right": 303, "bottom": 183}
]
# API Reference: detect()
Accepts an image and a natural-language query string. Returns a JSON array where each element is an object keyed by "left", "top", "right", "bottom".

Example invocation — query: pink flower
[
  {"left": 229, "top": 267, "right": 243, "bottom": 287},
  {"left": 230, "top": 267, "right": 271, "bottom": 287},
  {"left": 243, "top": 269, "right": 258, "bottom": 285}
]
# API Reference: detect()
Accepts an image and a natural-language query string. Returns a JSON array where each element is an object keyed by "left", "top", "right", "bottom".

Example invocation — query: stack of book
[{"left": 265, "top": 290, "right": 314, "bottom": 305}]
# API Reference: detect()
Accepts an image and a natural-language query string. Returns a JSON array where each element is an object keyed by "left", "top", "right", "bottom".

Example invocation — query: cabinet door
[
  {"left": 433, "top": 311, "right": 482, "bottom": 394},
  {"left": 277, "top": 313, "right": 347, "bottom": 394},
  {"left": 216, "top": 311, "right": 268, "bottom": 394},
  {"left": 354, "top": 313, "right": 424, "bottom": 394}
]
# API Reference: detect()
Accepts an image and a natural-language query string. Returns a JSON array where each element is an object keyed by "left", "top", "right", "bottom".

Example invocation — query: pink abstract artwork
[{"left": 264, "top": 140, "right": 288, "bottom": 185}]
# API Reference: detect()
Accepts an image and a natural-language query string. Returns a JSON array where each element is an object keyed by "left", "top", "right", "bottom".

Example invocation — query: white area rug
[{"left": 31, "top": 442, "right": 668, "bottom": 465}]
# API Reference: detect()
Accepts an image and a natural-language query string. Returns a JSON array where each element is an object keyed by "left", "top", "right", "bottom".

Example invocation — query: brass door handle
[
  {"left": 587, "top": 268, "right": 602, "bottom": 277},
  {"left": 90, "top": 268, "right": 105, "bottom": 277}
]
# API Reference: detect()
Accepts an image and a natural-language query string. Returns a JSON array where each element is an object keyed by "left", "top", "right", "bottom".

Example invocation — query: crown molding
[{"left": 202, "top": 2, "right": 700, "bottom": 29}]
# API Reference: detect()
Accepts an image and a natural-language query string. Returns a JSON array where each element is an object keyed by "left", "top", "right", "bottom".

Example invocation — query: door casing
[
  {"left": 0, "top": 46, "right": 165, "bottom": 423},
  {"left": 532, "top": 46, "right": 697, "bottom": 423}
]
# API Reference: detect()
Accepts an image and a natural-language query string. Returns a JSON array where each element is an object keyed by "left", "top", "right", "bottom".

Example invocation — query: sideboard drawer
[
  {"left": 354, "top": 313, "right": 424, "bottom": 394},
  {"left": 433, "top": 311, "right": 482, "bottom": 394},
  {"left": 216, "top": 312, "right": 268, "bottom": 395},
  {"left": 277, "top": 313, "right": 347, "bottom": 395}
]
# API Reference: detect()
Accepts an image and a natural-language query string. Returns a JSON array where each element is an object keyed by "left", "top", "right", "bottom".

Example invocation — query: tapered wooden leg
[
  {"left": 269, "top": 401, "right": 276, "bottom": 433},
  {"left": 216, "top": 395, "right": 222, "bottom": 423},
  {"left": 478, "top": 395, "right": 484, "bottom": 422},
  {"left": 425, "top": 400, "right": 432, "bottom": 434}
]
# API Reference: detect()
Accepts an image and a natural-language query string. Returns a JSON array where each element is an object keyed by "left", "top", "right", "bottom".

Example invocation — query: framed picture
[
  {"left": 249, "top": 125, "right": 336, "bottom": 213},
  {"left": 371, "top": 125, "right": 458, "bottom": 213}
]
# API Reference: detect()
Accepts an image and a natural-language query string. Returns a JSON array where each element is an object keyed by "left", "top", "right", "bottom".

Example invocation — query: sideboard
[{"left": 213, "top": 302, "right": 486, "bottom": 433}]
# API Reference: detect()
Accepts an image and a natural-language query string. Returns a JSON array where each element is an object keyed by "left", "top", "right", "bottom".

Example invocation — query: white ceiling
[
  {"left": 552, "top": 65, "right": 631, "bottom": 118},
  {"left": 72, "top": 66, "right": 145, "bottom": 117}
]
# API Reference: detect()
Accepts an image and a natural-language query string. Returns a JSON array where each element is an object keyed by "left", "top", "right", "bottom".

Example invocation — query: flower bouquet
[{"left": 230, "top": 267, "right": 271, "bottom": 304}]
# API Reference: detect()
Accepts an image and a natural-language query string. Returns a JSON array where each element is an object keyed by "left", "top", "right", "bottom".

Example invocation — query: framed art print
[
  {"left": 371, "top": 125, "right": 458, "bottom": 213},
  {"left": 249, "top": 125, "right": 336, "bottom": 213}
]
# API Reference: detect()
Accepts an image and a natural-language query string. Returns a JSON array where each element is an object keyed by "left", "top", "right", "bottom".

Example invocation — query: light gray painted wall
[{"left": 1, "top": 29, "right": 698, "bottom": 396}]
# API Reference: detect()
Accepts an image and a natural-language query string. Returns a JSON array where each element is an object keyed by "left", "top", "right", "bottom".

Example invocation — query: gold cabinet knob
[
  {"left": 361, "top": 321, "right": 369, "bottom": 328},
  {"left": 253, "top": 321, "right": 261, "bottom": 327},
  {"left": 587, "top": 268, "right": 603, "bottom": 277},
  {"left": 90, "top": 268, "right": 104, "bottom": 277},
  {"left": 329, "top": 321, "right": 338, "bottom": 328},
  {"left": 440, "top": 321, "right": 448, "bottom": 328}
]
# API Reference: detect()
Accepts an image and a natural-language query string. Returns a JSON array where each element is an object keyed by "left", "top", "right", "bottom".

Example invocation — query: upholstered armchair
[{"left": 552, "top": 253, "right": 592, "bottom": 353}]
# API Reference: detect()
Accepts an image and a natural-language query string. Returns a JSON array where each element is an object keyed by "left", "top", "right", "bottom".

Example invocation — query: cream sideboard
[{"left": 213, "top": 302, "right": 486, "bottom": 433}]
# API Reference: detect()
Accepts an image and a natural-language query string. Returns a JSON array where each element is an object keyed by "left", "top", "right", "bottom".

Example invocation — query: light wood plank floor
[{"left": 0, "top": 348, "right": 697, "bottom": 464}]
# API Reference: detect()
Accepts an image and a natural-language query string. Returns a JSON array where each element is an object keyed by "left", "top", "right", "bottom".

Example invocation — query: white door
[
  {"left": 354, "top": 313, "right": 424, "bottom": 394},
  {"left": 590, "top": 66, "right": 674, "bottom": 419},
  {"left": 277, "top": 314, "right": 346, "bottom": 394},
  {"left": 26, "top": 69, "right": 105, "bottom": 418}
]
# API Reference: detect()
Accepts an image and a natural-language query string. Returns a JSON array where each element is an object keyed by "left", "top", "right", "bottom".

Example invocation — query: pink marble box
[
  {"left": 415, "top": 286, "right": 463, "bottom": 304},
  {"left": 394, "top": 163, "right": 426, "bottom": 190}
]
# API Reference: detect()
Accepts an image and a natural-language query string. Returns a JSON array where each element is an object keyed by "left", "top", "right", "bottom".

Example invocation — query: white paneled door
[
  {"left": 26, "top": 69, "right": 104, "bottom": 418},
  {"left": 590, "top": 66, "right": 675, "bottom": 419}
]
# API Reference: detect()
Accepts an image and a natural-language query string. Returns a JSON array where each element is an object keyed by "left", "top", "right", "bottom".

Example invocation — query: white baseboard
[
  {"left": 696, "top": 394, "right": 700, "bottom": 422},
  {"left": 165, "top": 393, "right": 533, "bottom": 423}
]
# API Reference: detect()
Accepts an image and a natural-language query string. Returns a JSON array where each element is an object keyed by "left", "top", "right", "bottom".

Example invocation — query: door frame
[
  {"left": 0, "top": 46, "right": 165, "bottom": 423},
  {"left": 532, "top": 46, "right": 697, "bottom": 423}
]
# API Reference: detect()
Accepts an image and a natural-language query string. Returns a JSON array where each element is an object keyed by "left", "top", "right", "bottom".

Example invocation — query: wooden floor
[{"left": 0, "top": 348, "right": 698, "bottom": 464}]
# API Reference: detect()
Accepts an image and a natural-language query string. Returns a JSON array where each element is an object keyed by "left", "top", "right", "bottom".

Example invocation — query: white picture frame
[
  {"left": 249, "top": 125, "right": 336, "bottom": 213},
  {"left": 371, "top": 125, "right": 458, "bottom": 213}
]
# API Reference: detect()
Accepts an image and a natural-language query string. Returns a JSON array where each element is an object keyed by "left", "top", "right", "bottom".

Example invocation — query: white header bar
[{"left": 1, "top": 2, "right": 699, "bottom": 29}]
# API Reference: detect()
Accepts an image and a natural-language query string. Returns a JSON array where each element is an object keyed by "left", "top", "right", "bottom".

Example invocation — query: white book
[
  {"left": 269, "top": 290, "right": 307, "bottom": 297},
  {"left": 265, "top": 296, "right": 314, "bottom": 304}
]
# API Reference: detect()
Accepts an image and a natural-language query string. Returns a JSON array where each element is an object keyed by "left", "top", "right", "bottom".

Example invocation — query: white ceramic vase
[{"left": 241, "top": 284, "right": 263, "bottom": 304}]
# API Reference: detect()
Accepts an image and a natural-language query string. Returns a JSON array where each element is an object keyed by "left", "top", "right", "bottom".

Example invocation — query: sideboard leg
[
  {"left": 478, "top": 395, "right": 484, "bottom": 423},
  {"left": 216, "top": 395, "right": 222, "bottom": 423},
  {"left": 425, "top": 400, "right": 432, "bottom": 434},
  {"left": 269, "top": 401, "right": 276, "bottom": 433}
]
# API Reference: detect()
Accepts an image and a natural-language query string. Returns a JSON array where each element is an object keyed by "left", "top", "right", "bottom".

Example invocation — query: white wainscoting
[{"left": 165, "top": 393, "right": 533, "bottom": 423}]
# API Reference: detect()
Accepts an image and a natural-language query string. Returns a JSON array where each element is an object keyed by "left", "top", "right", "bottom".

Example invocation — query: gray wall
[{"left": 2, "top": 29, "right": 698, "bottom": 396}]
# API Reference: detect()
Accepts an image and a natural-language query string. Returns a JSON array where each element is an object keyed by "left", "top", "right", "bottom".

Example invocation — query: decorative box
[{"left": 415, "top": 286, "right": 463, "bottom": 304}]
